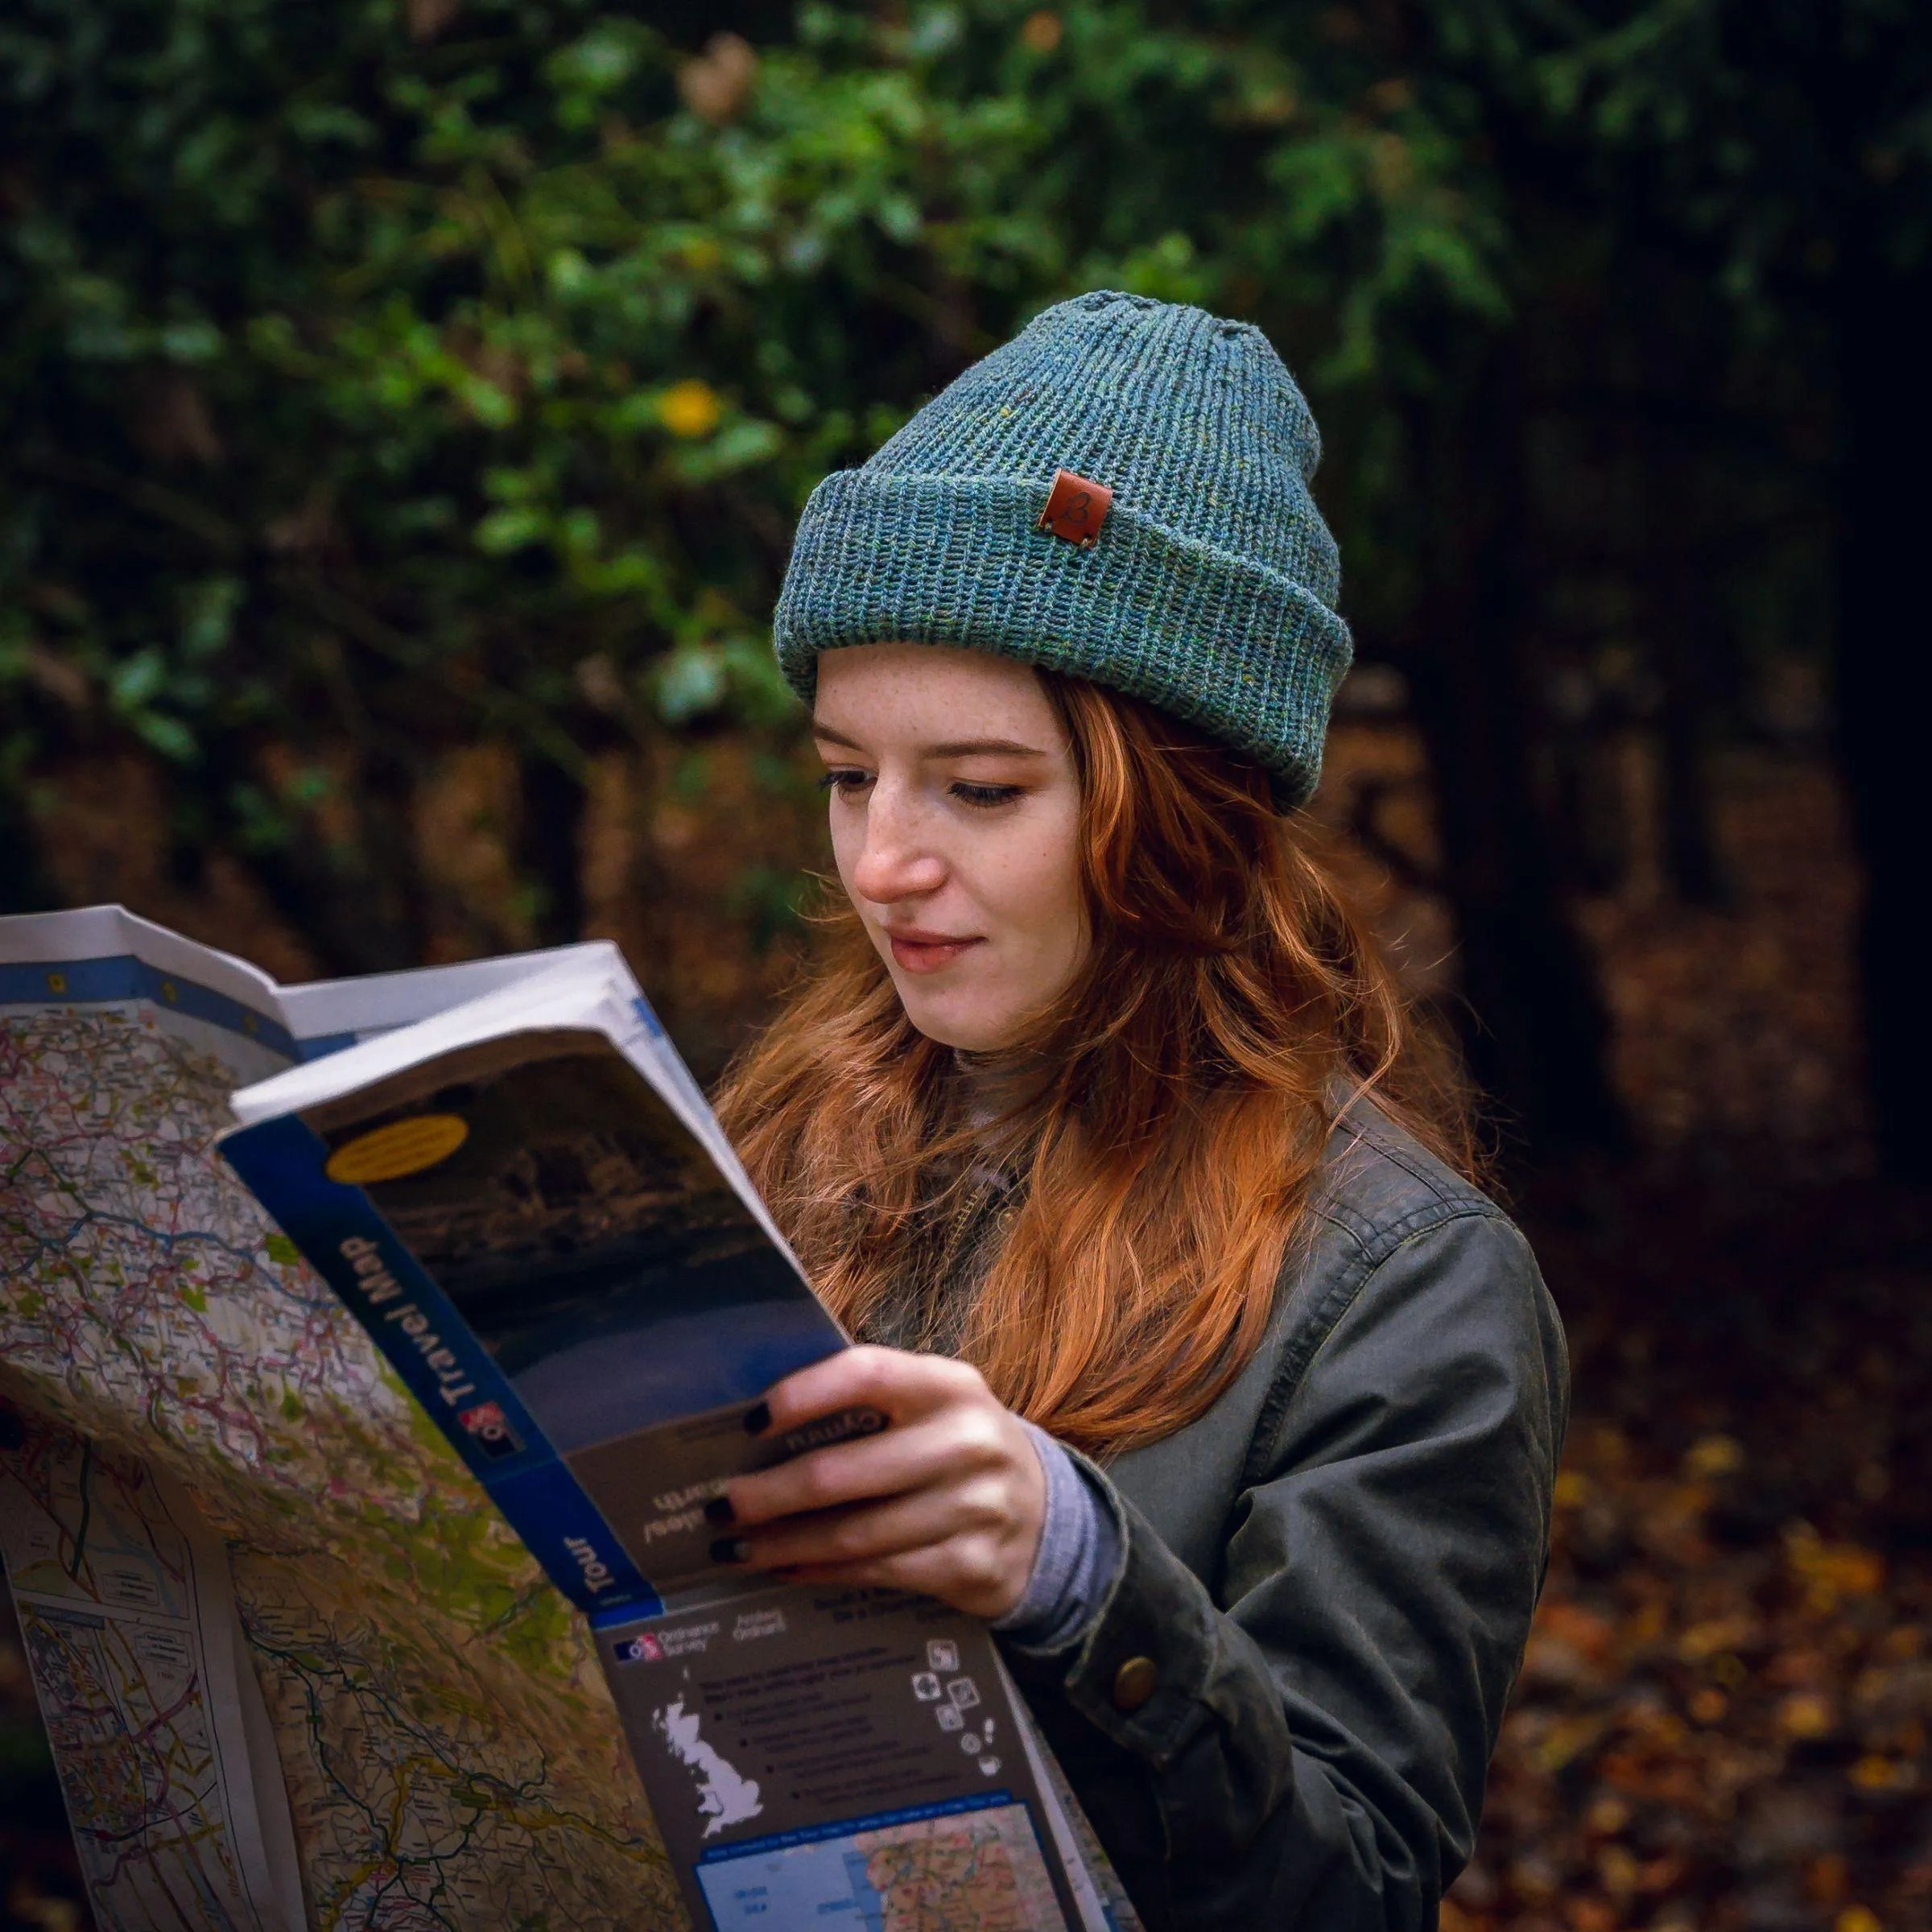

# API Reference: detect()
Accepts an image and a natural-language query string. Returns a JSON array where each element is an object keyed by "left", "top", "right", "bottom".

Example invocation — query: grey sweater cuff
[{"left": 993, "top": 1420, "right": 1125, "bottom": 1654}]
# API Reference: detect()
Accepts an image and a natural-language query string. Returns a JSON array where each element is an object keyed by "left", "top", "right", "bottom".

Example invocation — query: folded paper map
[{"left": 0, "top": 906, "right": 1137, "bottom": 1932}]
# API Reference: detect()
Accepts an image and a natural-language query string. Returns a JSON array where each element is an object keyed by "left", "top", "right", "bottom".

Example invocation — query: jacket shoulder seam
[
  {"left": 1309, "top": 1191, "right": 1503, "bottom": 1267},
  {"left": 1310, "top": 1117, "right": 1491, "bottom": 1246},
  {"left": 1241, "top": 1199, "right": 1503, "bottom": 1492},
  {"left": 1335, "top": 1107, "right": 1472, "bottom": 1201}
]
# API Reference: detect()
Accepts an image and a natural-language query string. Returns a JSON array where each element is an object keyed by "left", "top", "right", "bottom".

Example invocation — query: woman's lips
[{"left": 886, "top": 930, "right": 983, "bottom": 974}]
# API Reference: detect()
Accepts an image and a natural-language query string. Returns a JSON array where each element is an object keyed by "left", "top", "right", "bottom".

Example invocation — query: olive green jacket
[{"left": 1003, "top": 1102, "right": 1569, "bottom": 1930}]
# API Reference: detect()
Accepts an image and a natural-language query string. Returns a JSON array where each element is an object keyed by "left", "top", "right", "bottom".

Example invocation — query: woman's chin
[{"left": 893, "top": 986, "right": 1022, "bottom": 1055}]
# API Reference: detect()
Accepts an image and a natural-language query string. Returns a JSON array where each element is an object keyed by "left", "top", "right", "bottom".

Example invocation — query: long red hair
[{"left": 715, "top": 672, "right": 1472, "bottom": 1459}]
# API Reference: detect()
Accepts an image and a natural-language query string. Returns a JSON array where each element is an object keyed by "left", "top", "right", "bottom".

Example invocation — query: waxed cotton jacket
[{"left": 1001, "top": 1100, "right": 1570, "bottom": 1931}]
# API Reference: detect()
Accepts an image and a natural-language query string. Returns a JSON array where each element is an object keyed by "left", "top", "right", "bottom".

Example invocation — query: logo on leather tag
[{"left": 1037, "top": 469, "right": 1113, "bottom": 548}]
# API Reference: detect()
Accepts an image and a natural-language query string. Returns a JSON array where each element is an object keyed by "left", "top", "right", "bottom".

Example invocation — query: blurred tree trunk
[
  {"left": 0, "top": 695, "right": 61, "bottom": 916},
  {"left": 1834, "top": 240, "right": 1932, "bottom": 1179},
  {"left": 1400, "top": 346, "right": 1628, "bottom": 1162},
  {"left": 1647, "top": 434, "right": 1728, "bottom": 910},
  {"left": 0, "top": 786, "right": 54, "bottom": 916},
  {"left": 209, "top": 726, "right": 428, "bottom": 978},
  {"left": 516, "top": 753, "right": 589, "bottom": 948},
  {"left": 261, "top": 774, "right": 427, "bottom": 976}
]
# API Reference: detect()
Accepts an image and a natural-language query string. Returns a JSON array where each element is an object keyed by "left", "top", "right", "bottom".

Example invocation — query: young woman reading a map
[{"left": 706, "top": 292, "right": 1569, "bottom": 1930}]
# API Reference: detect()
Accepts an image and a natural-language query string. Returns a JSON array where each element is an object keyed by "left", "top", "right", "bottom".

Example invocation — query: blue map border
[
  {"left": 0, "top": 955, "right": 355, "bottom": 1062},
  {"left": 220, "top": 1110, "right": 661, "bottom": 1620},
  {"left": 694, "top": 1790, "right": 1021, "bottom": 1862}
]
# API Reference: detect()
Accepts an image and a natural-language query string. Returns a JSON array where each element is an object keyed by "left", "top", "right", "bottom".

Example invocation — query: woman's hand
[{"left": 709, "top": 1345, "right": 1046, "bottom": 1620}]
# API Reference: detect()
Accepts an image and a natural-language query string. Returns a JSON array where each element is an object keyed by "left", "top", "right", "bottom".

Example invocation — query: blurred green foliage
[
  {"left": 0, "top": 0, "right": 1483, "bottom": 944},
  {"left": 0, "top": 1, "right": 1538, "bottom": 955},
  {"left": 2, "top": 0, "right": 1929, "bottom": 1154}
]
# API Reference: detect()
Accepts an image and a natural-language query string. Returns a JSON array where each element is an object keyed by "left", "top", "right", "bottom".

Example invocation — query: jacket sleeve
[{"left": 1001, "top": 1208, "right": 1568, "bottom": 1931}]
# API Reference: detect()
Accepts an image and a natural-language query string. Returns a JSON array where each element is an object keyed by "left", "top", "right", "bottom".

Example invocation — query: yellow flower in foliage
[
  {"left": 1020, "top": 11, "right": 1062, "bottom": 54},
  {"left": 658, "top": 379, "right": 721, "bottom": 438}
]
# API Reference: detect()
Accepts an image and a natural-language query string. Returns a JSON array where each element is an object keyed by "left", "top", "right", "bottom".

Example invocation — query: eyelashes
[
  {"left": 949, "top": 782, "right": 1025, "bottom": 809},
  {"left": 817, "top": 770, "right": 1025, "bottom": 810}
]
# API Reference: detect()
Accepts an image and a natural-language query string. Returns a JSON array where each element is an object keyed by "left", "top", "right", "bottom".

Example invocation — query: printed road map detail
[
  {"left": 695, "top": 1803, "right": 1064, "bottom": 1932},
  {"left": 1, "top": 997, "right": 679, "bottom": 1929},
  {"left": 0, "top": 1426, "right": 268, "bottom": 1931},
  {"left": 856, "top": 1810, "right": 1063, "bottom": 1932}
]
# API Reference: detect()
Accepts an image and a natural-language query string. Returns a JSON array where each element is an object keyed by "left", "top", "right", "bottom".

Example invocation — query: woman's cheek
[
  {"left": 827, "top": 804, "right": 866, "bottom": 909},
  {"left": 1011, "top": 804, "right": 1088, "bottom": 1001}
]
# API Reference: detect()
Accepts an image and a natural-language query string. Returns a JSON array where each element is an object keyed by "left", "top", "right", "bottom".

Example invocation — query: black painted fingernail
[
  {"left": 710, "top": 1536, "right": 749, "bottom": 1565},
  {"left": 704, "top": 1494, "right": 736, "bottom": 1526},
  {"left": 743, "top": 1401, "right": 770, "bottom": 1436}
]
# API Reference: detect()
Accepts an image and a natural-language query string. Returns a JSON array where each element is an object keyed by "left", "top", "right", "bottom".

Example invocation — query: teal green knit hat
[{"left": 772, "top": 290, "right": 1352, "bottom": 805}]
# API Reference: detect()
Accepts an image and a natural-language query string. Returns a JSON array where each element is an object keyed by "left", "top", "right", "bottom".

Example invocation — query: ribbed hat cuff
[{"left": 773, "top": 469, "right": 1351, "bottom": 806}]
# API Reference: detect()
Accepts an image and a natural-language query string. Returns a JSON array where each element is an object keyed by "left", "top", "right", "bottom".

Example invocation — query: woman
[{"left": 708, "top": 291, "right": 1568, "bottom": 1930}]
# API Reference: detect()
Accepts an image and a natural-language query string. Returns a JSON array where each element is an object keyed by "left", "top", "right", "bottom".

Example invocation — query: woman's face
[{"left": 813, "top": 642, "right": 1088, "bottom": 1054}]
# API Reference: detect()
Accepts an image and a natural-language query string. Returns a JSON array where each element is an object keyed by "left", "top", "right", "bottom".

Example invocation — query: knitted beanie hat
[{"left": 772, "top": 290, "right": 1352, "bottom": 804}]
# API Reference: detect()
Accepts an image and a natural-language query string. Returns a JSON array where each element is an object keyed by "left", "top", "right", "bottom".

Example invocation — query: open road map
[{"left": 2, "top": 968, "right": 678, "bottom": 1930}]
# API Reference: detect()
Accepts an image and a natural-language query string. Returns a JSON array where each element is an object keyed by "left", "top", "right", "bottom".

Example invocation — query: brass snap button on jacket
[{"left": 1111, "top": 1654, "right": 1159, "bottom": 1713}]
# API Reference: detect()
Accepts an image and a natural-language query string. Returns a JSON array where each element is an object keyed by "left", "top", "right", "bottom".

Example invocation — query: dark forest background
[{"left": 3, "top": 3, "right": 1931, "bottom": 1930}]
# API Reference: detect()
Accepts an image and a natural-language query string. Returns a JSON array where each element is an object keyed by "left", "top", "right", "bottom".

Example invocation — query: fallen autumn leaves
[{"left": 1457, "top": 1176, "right": 1932, "bottom": 1932}]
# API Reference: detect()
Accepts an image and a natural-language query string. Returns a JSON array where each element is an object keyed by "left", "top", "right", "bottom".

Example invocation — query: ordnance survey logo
[
  {"left": 614, "top": 1632, "right": 665, "bottom": 1665},
  {"left": 456, "top": 1400, "right": 523, "bottom": 1459}
]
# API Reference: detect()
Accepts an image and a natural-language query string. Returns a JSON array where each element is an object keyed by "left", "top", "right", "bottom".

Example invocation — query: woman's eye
[
  {"left": 818, "top": 767, "right": 872, "bottom": 795},
  {"left": 950, "top": 781, "right": 1025, "bottom": 809}
]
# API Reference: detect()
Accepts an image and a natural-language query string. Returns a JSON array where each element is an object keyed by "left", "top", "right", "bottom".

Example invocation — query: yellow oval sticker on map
[{"left": 324, "top": 1114, "right": 469, "bottom": 1185}]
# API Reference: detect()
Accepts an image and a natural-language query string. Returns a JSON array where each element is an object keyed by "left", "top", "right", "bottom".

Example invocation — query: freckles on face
[{"left": 812, "top": 643, "right": 1088, "bottom": 1054}]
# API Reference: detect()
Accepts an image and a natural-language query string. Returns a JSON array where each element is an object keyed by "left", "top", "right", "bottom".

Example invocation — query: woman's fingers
[
  {"left": 770, "top": 1546, "right": 1008, "bottom": 1614},
  {"left": 749, "top": 1508, "right": 1030, "bottom": 1619},
  {"left": 726, "top": 1408, "right": 1008, "bottom": 1529},
  {"left": 731, "top": 1469, "right": 1018, "bottom": 1572},
  {"left": 716, "top": 1342, "right": 1048, "bottom": 1620},
  {"left": 757, "top": 1344, "right": 989, "bottom": 1437}
]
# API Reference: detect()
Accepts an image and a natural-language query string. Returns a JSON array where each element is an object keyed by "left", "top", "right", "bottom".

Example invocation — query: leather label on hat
[{"left": 1037, "top": 469, "right": 1113, "bottom": 548}]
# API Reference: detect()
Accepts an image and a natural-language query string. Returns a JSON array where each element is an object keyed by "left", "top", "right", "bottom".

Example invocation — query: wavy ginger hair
[{"left": 715, "top": 671, "right": 1473, "bottom": 1459}]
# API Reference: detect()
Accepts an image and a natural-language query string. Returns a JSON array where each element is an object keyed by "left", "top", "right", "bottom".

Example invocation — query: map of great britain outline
[{"left": 1, "top": 998, "right": 678, "bottom": 1930}]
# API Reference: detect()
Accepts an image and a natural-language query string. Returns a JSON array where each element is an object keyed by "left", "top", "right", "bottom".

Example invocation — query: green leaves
[{"left": 0, "top": 0, "right": 1519, "bottom": 959}]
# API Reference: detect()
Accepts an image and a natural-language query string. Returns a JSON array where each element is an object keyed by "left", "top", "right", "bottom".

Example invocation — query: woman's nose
[{"left": 848, "top": 789, "right": 947, "bottom": 904}]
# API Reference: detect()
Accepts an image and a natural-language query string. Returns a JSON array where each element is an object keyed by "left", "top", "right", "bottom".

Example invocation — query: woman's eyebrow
[
  {"left": 925, "top": 737, "right": 1051, "bottom": 758},
  {"left": 811, "top": 724, "right": 1050, "bottom": 759}
]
